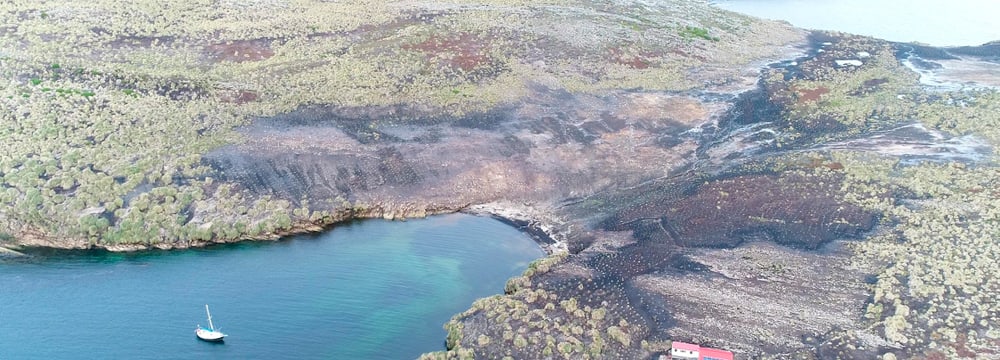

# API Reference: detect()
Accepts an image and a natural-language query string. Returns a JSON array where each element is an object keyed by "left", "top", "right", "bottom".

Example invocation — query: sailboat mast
[{"left": 205, "top": 304, "right": 216, "bottom": 331}]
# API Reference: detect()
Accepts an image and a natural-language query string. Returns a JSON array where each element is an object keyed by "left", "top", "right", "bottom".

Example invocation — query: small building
[
  {"left": 670, "top": 341, "right": 700, "bottom": 359},
  {"left": 699, "top": 347, "right": 734, "bottom": 360},
  {"left": 671, "top": 341, "right": 734, "bottom": 360}
]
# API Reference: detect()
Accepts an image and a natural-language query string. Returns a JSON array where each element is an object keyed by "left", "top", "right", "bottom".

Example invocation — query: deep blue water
[{"left": 0, "top": 214, "right": 543, "bottom": 359}]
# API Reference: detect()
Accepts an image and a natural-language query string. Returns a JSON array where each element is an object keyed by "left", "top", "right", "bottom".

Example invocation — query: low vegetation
[
  {"left": 760, "top": 34, "right": 1000, "bottom": 358},
  {"left": 0, "top": 0, "right": 800, "bottom": 248},
  {"left": 14, "top": 1, "right": 996, "bottom": 359},
  {"left": 422, "top": 251, "right": 642, "bottom": 360},
  {"left": 679, "top": 26, "right": 719, "bottom": 42}
]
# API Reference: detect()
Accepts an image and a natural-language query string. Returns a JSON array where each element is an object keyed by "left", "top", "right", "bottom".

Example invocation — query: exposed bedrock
[
  {"left": 196, "top": 33, "right": 998, "bottom": 359},
  {"left": 201, "top": 60, "right": 984, "bottom": 359},
  {"left": 200, "top": 84, "right": 887, "bottom": 359},
  {"left": 600, "top": 172, "right": 881, "bottom": 249},
  {"left": 203, "top": 85, "right": 725, "bottom": 214}
]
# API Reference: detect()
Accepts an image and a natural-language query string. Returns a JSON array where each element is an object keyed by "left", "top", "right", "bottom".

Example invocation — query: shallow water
[
  {"left": 0, "top": 214, "right": 543, "bottom": 359},
  {"left": 713, "top": 0, "right": 1000, "bottom": 46}
]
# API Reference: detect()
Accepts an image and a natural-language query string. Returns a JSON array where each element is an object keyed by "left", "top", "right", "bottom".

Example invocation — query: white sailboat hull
[
  {"left": 196, "top": 304, "right": 226, "bottom": 342},
  {"left": 196, "top": 327, "right": 226, "bottom": 342}
]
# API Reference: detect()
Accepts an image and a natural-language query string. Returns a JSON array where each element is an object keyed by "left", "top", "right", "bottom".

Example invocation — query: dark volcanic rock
[{"left": 603, "top": 172, "right": 879, "bottom": 250}]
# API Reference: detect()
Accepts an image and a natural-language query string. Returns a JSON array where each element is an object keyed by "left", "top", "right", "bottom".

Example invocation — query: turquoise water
[{"left": 0, "top": 214, "right": 543, "bottom": 359}]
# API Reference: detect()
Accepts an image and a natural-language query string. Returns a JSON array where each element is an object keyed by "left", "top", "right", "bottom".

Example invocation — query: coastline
[
  {"left": 6, "top": 202, "right": 569, "bottom": 257},
  {"left": 0, "top": 245, "right": 25, "bottom": 257},
  {"left": 3, "top": 0, "right": 998, "bottom": 358}
]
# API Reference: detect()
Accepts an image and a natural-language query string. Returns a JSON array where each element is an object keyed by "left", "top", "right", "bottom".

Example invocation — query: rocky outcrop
[{"left": 601, "top": 172, "right": 881, "bottom": 249}]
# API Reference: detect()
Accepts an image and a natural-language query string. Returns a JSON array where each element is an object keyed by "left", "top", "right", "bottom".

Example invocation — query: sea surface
[
  {"left": 713, "top": 0, "right": 1000, "bottom": 46},
  {"left": 0, "top": 214, "right": 543, "bottom": 359}
]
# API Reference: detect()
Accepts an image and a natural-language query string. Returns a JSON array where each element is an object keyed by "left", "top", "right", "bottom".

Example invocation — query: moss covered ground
[
  {"left": 0, "top": 0, "right": 799, "bottom": 248},
  {"left": 747, "top": 35, "right": 1000, "bottom": 358},
  {"left": 425, "top": 33, "right": 1000, "bottom": 359}
]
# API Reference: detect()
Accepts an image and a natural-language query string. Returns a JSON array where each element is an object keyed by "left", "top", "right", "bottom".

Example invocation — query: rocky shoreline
[{"left": 5, "top": 203, "right": 495, "bottom": 252}]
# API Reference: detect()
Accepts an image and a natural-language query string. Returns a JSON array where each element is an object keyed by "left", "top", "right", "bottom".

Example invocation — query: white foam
[{"left": 835, "top": 59, "right": 863, "bottom": 67}]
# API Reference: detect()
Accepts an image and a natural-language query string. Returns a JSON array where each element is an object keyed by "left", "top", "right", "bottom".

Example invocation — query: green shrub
[
  {"left": 607, "top": 326, "right": 630, "bottom": 346},
  {"left": 514, "top": 335, "right": 528, "bottom": 348},
  {"left": 680, "top": 26, "right": 719, "bottom": 41},
  {"left": 444, "top": 321, "right": 463, "bottom": 350}
]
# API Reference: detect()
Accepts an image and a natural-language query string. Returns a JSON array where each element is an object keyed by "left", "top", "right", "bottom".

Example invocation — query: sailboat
[{"left": 195, "top": 304, "right": 227, "bottom": 342}]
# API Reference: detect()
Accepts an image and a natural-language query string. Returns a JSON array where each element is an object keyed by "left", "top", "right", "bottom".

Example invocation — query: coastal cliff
[{"left": 2, "top": 1, "right": 999, "bottom": 358}]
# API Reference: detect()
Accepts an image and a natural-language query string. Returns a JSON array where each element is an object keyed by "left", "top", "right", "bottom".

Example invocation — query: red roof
[
  {"left": 672, "top": 341, "right": 701, "bottom": 352},
  {"left": 699, "top": 347, "right": 734, "bottom": 360}
]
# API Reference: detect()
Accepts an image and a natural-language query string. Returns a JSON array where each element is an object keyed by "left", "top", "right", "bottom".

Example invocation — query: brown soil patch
[
  {"left": 609, "top": 47, "right": 662, "bottom": 69},
  {"left": 618, "top": 56, "right": 651, "bottom": 69},
  {"left": 405, "top": 32, "right": 492, "bottom": 72},
  {"left": 795, "top": 85, "right": 830, "bottom": 102},
  {"left": 610, "top": 49, "right": 653, "bottom": 69},
  {"left": 206, "top": 40, "right": 274, "bottom": 62},
  {"left": 953, "top": 333, "right": 979, "bottom": 358},
  {"left": 219, "top": 90, "right": 259, "bottom": 104}
]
